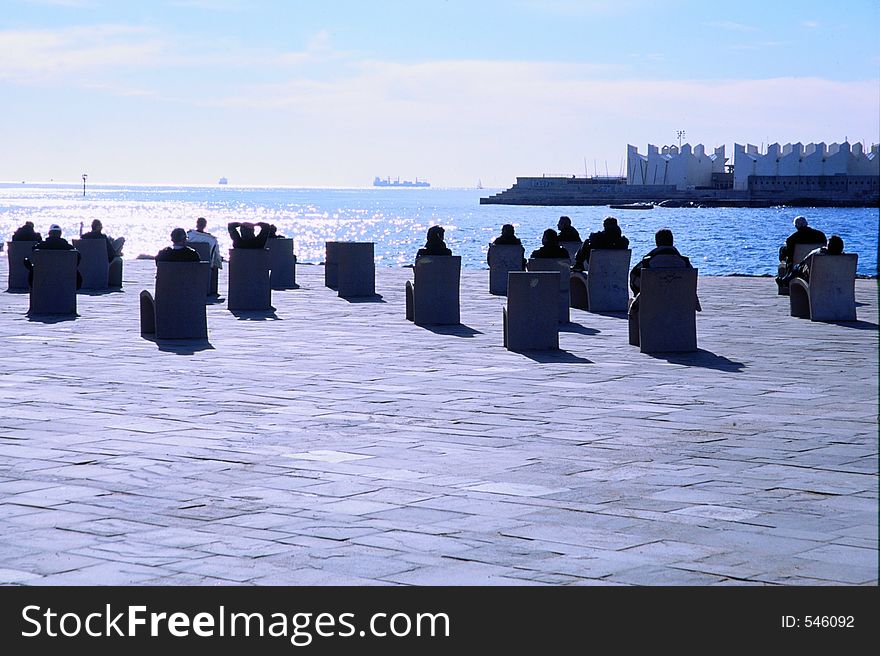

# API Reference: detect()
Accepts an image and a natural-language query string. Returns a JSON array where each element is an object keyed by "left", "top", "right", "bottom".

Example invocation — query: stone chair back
[
  {"left": 503, "top": 271, "right": 559, "bottom": 351},
  {"left": 487, "top": 244, "right": 525, "bottom": 295},
  {"left": 335, "top": 242, "right": 375, "bottom": 298},
  {"left": 405, "top": 255, "right": 461, "bottom": 325},
  {"left": 6, "top": 241, "right": 38, "bottom": 291},
  {"left": 526, "top": 258, "right": 570, "bottom": 323},
  {"left": 789, "top": 253, "right": 858, "bottom": 322},
  {"left": 73, "top": 238, "right": 110, "bottom": 290},
  {"left": 28, "top": 249, "right": 78, "bottom": 315},
  {"left": 227, "top": 248, "right": 271, "bottom": 311},
  {"left": 268, "top": 238, "right": 297, "bottom": 290},
  {"left": 635, "top": 267, "right": 698, "bottom": 353}
]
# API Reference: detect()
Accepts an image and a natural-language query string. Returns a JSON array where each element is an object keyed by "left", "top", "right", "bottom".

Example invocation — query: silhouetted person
[
  {"left": 574, "top": 216, "right": 630, "bottom": 271},
  {"left": 629, "top": 229, "right": 700, "bottom": 328},
  {"left": 487, "top": 223, "right": 525, "bottom": 269},
  {"left": 24, "top": 224, "right": 81, "bottom": 288},
  {"left": 492, "top": 224, "right": 522, "bottom": 246},
  {"left": 156, "top": 228, "right": 200, "bottom": 262},
  {"left": 776, "top": 216, "right": 827, "bottom": 289},
  {"left": 228, "top": 221, "right": 271, "bottom": 249},
  {"left": 187, "top": 217, "right": 222, "bottom": 268},
  {"left": 11, "top": 221, "right": 42, "bottom": 242},
  {"left": 79, "top": 219, "right": 125, "bottom": 262},
  {"left": 530, "top": 228, "right": 570, "bottom": 260},
  {"left": 266, "top": 224, "right": 283, "bottom": 238},
  {"left": 416, "top": 226, "right": 452, "bottom": 261},
  {"left": 556, "top": 215, "right": 581, "bottom": 242},
  {"left": 781, "top": 235, "right": 845, "bottom": 285}
]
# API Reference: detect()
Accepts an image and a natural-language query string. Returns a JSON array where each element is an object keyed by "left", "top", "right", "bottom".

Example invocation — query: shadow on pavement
[
  {"left": 420, "top": 323, "right": 482, "bottom": 338},
  {"left": 647, "top": 348, "right": 746, "bottom": 372}
]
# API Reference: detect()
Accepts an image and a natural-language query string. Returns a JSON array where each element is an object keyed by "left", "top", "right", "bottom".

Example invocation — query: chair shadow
[
  {"left": 341, "top": 294, "right": 386, "bottom": 304},
  {"left": 142, "top": 335, "right": 215, "bottom": 355},
  {"left": 589, "top": 310, "right": 629, "bottom": 320},
  {"left": 27, "top": 313, "right": 78, "bottom": 324},
  {"left": 5, "top": 289, "right": 29, "bottom": 294},
  {"left": 272, "top": 284, "right": 301, "bottom": 291},
  {"left": 559, "top": 322, "right": 600, "bottom": 335},
  {"left": 517, "top": 349, "right": 592, "bottom": 364},
  {"left": 77, "top": 288, "right": 121, "bottom": 296},
  {"left": 206, "top": 295, "right": 225, "bottom": 305},
  {"left": 229, "top": 308, "right": 279, "bottom": 321},
  {"left": 420, "top": 323, "right": 483, "bottom": 338},
  {"left": 826, "top": 319, "right": 879, "bottom": 331},
  {"left": 647, "top": 348, "right": 746, "bottom": 372}
]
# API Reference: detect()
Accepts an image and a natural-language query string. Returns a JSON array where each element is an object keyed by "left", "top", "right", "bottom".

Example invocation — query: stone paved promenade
[{"left": 0, "top": 258, "right": 876, "bottom": 585}]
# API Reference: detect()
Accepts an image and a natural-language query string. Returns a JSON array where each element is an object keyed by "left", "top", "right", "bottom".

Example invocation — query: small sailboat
[{"left": 477, "top": 179, "right": 484, "bottom": 189}]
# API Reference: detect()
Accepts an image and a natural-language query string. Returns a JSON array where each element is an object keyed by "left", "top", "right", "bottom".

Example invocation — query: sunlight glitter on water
[{"left": 1, "top": 183, "right": 876, "bottom": 276}]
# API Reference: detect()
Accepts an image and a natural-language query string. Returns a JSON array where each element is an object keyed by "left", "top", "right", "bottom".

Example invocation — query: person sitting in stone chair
[
  {"left": 228, "top": 221, "right": 271, "bottom": 249},
  {"left": 628, "top": 228, "right": 701, "bottom": 334},
  {"left": 487, "top": 223, "right": 525, "bottom": 270},
  {"left": 574, "top": 216, "right": 630, "bottom": 271},
  {"left": 24, "top": 224, "right": 82, "bottom": 288},
  {"left": 779, "top": 234, "right": 845, "bottom": 286},
  {"left": 556, "top": 215, "right": 581, "bottom": 242},
  {"left": 187, "top": 217, "right": 223, "bottom": 269},
  {"left": 775, "top": 215, "right": 827, "bottom": 290},
  {"left": 11, "top": 221, "right": 42, "bottom": 242},
  {"left": 415, "top": 225, "right": 452, "bottom": 261},
  {"left": 79, "top": 219, "right": 125, "bottom": 261},
  {"left": 156, "top": 228, "right": 201, "bottom": 262},
  {"left": 530, "top": 228, "right": 570, "bottom": 260}
]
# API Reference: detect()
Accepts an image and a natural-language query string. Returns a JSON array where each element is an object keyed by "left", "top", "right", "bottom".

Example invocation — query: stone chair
[
  {"left": 268, "top": 238, "right": 297, "bottom": 290},
  {"left": 503, "top": 271, "right": 559, "bottom": 351},
  {"left": 189, "top": 241, "right": 219, "bottom": 296},
  {"left": 560, "top": 241, "right": 582, "bottom": 267},
  {"left": 405, "top": 256, "right": 461, "bottom": 325},
  {"left": 324, "top": 241, "right": 340, "bottom": 289},
  {"left": 227, "top": 248, "right": 271, "bottom": 311},
  {"left": 6, "top": 240, "right": 38, "bottom": 291},
  {"left": 487, "top": 244, "right": 525, "bottom": 295},
  {"left": 335, "top": 242, "right": 375, "bottom": 298},
  {"left": 140, "top": 261, "right": 210, "bottom": 339},
  {"left": 73, "top": 238, "right": 123, "bottom": 290},
  {"left": 628, "top": 267, "right": 698, "bottom": 353},
  {"left": 28, "top": 250, "right": 78, "bottom": 315},
  {"left": 570, "top": 249, "right": 632, "bottom": 312},
  {"left": 526, "top": 258, "right": 570, "bottom": 323},
  {"left": 778, "top": 242, "right": 824, "bottom": 296},
  {"left": 789, "top": 253, "right": 858, "bottom": 322}
]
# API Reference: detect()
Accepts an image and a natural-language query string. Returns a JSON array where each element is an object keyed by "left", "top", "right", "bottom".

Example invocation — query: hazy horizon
[{"left": 2, "top": 0, "right": 878, "bottom": 188}]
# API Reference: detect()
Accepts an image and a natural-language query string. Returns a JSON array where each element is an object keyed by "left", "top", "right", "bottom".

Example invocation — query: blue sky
[{"left": 1, "top": 0, "right": 878, "bottom": 186}]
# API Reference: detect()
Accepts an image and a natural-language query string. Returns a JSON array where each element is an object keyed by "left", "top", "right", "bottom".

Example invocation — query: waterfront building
[{"left": 627, "top": 143, "right": 727, "bottom": 190}]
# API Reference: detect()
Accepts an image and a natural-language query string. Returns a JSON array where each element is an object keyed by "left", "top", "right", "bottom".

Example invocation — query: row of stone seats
[
  {"left": 5, "top": 239, "right": 121, "bottom": 293},
  {"left": 489, "top": 244, "right": 630, "bottom": 313}
]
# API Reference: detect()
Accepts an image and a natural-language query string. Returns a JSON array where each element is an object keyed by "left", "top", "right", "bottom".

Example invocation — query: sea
[{"left": 1, "top": 183, "right": 877, "bottom": 277}]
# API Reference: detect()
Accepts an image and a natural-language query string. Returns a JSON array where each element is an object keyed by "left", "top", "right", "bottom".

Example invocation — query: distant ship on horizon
[
  {"left": 218, "top": 177, "right": 228, "bottom": 185},
  {"left": 373, "top": 176, "right": 430, "bottom": 188}
]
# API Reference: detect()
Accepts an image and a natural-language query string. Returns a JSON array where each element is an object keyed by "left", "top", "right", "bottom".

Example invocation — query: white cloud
[
  {"left": 704, "top": 20, "right": 759, "bottom": 32},
  {"left": 802, "top": 20, "right": 820, "bottom": 29},
  {"left": 23, "top": 0, "right": 96, "bottom": 7},
  {"left": 0, "top": 26, "right": 166, "bottom": 82},
  {"left": 167, "top": 0, "right": 244, "bottom": 10}
]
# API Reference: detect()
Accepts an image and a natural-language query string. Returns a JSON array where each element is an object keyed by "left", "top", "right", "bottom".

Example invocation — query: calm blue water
[{"left": 1, "top": 183, "right": 877, "bottom": 276}]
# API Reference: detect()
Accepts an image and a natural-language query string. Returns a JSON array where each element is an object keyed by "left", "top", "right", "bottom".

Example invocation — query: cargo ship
[{"left": 373, "top": 176, "right": 430, "bottom": 188}]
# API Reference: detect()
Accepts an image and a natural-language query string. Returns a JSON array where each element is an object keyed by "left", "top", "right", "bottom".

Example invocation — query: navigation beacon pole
[{"left": 82, "top": 173, "right": 88, "bottom": 197}]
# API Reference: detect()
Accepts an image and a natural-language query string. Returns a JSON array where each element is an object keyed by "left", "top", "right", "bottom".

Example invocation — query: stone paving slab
[{"left": 0, "top": 258, "right": 876, "bottom": 585}]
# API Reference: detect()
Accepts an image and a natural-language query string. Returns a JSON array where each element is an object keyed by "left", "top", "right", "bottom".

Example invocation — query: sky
[{"left": 1, "top": 0, "right": 878, "bottom": 187}]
